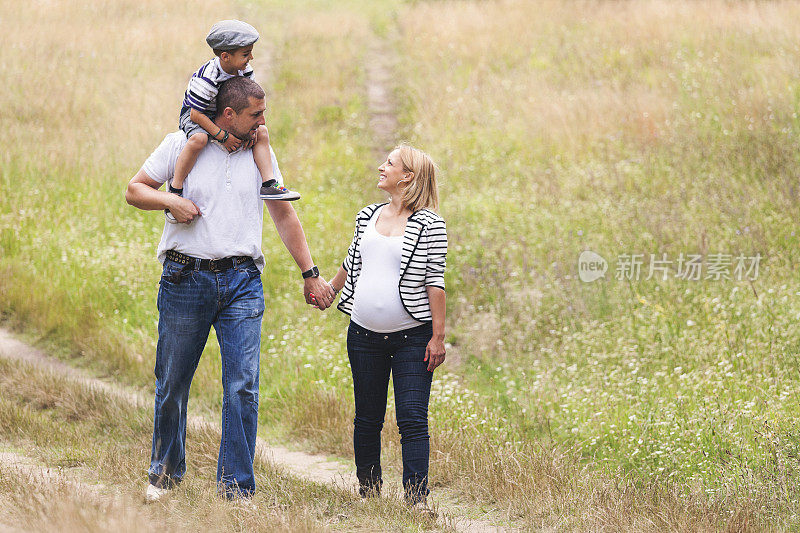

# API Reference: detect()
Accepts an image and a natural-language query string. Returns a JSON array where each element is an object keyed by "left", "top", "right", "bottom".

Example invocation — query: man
[{"left": 125, "top": 76, "right": 335, "bottom": 501}]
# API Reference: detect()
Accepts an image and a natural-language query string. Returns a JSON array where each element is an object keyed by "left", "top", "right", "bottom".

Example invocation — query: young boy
[{"left": 166, "top": 19, "right": 299, "bottom": 223}]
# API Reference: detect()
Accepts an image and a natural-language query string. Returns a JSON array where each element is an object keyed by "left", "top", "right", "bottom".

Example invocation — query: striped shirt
[
  {"left": 337, "top": 203, "right": 447, "bottom": 322},
  {"left": 181, "top": 57, "right": 255, "bottom": 118}
]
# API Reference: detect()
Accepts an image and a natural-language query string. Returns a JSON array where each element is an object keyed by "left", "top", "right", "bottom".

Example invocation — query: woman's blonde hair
[{"left": 394, "top": 144, "right": 439, "bottom": 212}]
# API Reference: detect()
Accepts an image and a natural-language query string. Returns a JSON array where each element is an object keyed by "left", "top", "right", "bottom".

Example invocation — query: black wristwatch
[{"left": 301, "top": 265, "right": 320, "bottom": 279}]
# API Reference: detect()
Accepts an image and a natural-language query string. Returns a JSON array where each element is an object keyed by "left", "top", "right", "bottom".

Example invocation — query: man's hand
[
  {"left": 167, "top": 195, "right": 202, "bottom": 224},
  {"left": 223, "top": 134, "right": 243, "bottom": 152},
  {"left": 305, "top": 276, "right": 335, "bottom": 310}
]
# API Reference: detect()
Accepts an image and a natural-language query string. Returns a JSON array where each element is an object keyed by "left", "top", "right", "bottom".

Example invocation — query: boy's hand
[
  {"left": 223, "top": 134, "right": 242, "bottom": 152},
  {"left": 241, "top": 128, "right": 260, "bottom": 150}
]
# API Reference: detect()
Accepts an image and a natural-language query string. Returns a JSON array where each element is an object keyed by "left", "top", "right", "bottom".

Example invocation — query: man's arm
[
  {"left": 125, "top": 169, "right": 201, "bottom": 223},
  {"left": 265, "top": 201, "right": 336, "bottom": 309}
]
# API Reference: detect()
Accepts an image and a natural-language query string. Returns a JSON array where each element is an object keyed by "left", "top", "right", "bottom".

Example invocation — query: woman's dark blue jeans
[{"left": 347, "top": 321, "right": 433, "bottom": 503}]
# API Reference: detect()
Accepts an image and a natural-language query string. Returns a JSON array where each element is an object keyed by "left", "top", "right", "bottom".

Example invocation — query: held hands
[
  {"left": 424, "top": 336, "right": 446, "bottom": 372},
  {"left": 305, "top": 276, "right": 336, "bottom": 310}
]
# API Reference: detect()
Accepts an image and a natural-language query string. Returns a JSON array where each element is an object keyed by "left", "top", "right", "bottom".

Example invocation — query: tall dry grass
[{"left": 0, "top": 355, "right": 444, "bottom": 531}]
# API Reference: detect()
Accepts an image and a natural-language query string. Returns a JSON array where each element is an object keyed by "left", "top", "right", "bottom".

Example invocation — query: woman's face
[{"left": 377, "top": 150, "right": 409, "bottom": 193}]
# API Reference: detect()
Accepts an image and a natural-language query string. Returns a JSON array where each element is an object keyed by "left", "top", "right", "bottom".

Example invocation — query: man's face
[{"left": 229, "top": 97, "right": 266, "bottom": 141}]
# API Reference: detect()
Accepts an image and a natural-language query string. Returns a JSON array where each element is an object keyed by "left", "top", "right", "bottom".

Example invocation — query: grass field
[{"left": 4, "top": 0, "right": 800, "bottom": 530}]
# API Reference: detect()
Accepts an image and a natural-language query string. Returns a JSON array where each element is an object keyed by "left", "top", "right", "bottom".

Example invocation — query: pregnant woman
[{"left": 326, "top": 144, "right": 447, "bottom": 509}]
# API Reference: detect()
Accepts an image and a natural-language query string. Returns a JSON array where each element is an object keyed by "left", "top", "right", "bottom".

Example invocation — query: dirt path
[
  {"left": 0, "top": 449, "right": 143, "bottom": 532},
  {"left": 360, "top": 36, "right": 514, "bottom": 532},
  {"left": 0, "top": 328, "right": 511, "bottom": 532},
  {"left": 0, "top": 451, "right": 102, "bottom": 493},
  {"left": 365, "top": 38, "right": 400, "bottom": 158}
]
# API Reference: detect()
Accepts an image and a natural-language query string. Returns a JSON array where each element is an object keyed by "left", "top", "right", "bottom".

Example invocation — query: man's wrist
[
  {"left": 165, "top": 192, "right": 179, "bottom": 210},
  {"left": 301, "top": 265, "right": 319, "bottom": 279}
]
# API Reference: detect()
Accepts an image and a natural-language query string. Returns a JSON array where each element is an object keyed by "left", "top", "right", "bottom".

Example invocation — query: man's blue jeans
[
  {"left": 149, "top": 258, "right": 264, "bottom": 497},
  {"left": 347, "top": 321, "right": 433, "bottom": 503}
]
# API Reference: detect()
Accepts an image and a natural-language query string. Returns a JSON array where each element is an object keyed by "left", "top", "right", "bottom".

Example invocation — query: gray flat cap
[{"left": 206, "top": 20, "right": 259, "bottom": 51}]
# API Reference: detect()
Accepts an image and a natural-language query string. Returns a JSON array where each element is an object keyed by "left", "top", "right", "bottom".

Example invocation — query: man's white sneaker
[{"left": 145, "top": 483, "right": 169, "bottom": 503}]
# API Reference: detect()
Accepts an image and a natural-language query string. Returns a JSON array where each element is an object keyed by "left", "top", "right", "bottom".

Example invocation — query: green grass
[{"left": 391, "top": 0, "right": 800, "bottom": 523}]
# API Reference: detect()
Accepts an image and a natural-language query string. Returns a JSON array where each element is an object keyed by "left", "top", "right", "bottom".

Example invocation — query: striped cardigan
[{"left": 337, "top": 203, "right": 447, "bottom": 322}]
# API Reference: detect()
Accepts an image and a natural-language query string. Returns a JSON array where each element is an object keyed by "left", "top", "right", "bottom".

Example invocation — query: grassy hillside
[{"left": 3, "top": 0, "right": 800, "bottom": 529}]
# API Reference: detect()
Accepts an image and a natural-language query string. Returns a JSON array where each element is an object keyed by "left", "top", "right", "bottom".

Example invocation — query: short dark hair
[{"left": 216, "top": 77, "right": 265, "bottom": 114}]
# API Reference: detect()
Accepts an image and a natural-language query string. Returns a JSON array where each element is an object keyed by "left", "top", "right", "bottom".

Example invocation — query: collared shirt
[{"left": 140, "top": 132, "right": 282, "bottom": 271}]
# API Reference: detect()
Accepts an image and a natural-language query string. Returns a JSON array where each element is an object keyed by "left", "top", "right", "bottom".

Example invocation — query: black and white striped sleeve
[
  {"left": 342, "top": 214, "right": 359, "bottom": 272},
  {"left": 424, "top": 218, "right": 447, "bottom": 290}
]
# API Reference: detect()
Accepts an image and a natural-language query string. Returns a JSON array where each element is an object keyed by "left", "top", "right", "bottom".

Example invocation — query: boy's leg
[
  {"left": 213, "top": 262, "right": 265, "bottom": 498},
  {"left": 255, "top": 125, "right": 300, "bottom": 200},
  {"left": 149, "top": 261, "right": 215, "bottom": 489},
  {"left": 252, "top": 125, "right": 274, "bottom": 182},
  {"left": 173, "top": 133, "right": 209, "bottom": 190}
]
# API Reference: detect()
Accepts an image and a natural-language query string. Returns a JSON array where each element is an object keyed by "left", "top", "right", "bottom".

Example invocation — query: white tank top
[{"left": 351, "top": 206, "right": 424, "bottom": 333}]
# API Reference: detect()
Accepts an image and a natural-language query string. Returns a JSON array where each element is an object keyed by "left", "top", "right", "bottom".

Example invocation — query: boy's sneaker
[
  {"left": 259, "top": 179, "right": 300, "bottom": 201},
  {"left": 145, "top": 483, "right": 170, "bottom": 503},
  {"left": 165, "top": 184, "right": 183, "bottom": 224}
]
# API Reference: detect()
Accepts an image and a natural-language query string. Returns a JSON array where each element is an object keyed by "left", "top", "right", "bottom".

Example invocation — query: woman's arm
[
  {"left": 424, "top": 219, "right": 447, "bottom": 290},
  {"left": 330, "top": 265, "right": 347, "bottom": 293},
  {"left": 423, "top": 217, "right": 448, "bottom": 371},
  {"left": 425, "top": 286, "right": 446, "bottom": 371}
]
